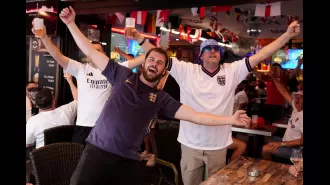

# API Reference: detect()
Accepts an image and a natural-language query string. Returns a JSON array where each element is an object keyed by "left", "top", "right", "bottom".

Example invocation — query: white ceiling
[{"left": 173, "top": 0, "right": 303, "bottom": 39}]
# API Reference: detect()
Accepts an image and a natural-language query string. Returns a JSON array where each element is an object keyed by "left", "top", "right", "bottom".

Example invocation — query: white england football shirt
[
  {"left": 168, "top": 57, "right": 252, "bottom": 150},
  {"left": 65, "top": 59, "right": 128, "bottom": 127},
  {"left": 283, "top": 100, "right": 303, "bottom": 141}
]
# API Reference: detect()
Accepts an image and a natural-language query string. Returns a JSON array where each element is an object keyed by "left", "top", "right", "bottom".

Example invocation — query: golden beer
[
  {"left": 35, "top": 54, "right": 39, "bottom": 68},
  {"left": 124, "top": 26, "right": 135, "bottom": 38},
  {"left": 34, "top": 28, "right": 45, "bottom": 38}
]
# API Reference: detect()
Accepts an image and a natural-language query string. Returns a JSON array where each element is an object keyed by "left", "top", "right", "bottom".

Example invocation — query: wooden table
[{"left": 201, "top": 156, "right": 303, "bottom": 185}]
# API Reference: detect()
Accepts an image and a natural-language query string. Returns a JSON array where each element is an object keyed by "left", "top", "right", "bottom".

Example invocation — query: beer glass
[
  {"left": 34, "top": 54, "right": 39, "bottom": 72},
  {"left": 124, "top": 17, "right": 135, "bottom": 39},
  {"left": 33, "top": 73, "right": 39, "bottom": 83},
  {"left": 251, "top": 115, "right": 258, "bottom": 128},
  {"left": 33, "top": 18, "right": 45, "bottom": 38}
]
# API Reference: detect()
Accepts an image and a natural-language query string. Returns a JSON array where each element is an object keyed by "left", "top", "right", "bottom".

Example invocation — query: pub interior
[{"left": 26, "top": 0, "right": 303, "bottom": 184}]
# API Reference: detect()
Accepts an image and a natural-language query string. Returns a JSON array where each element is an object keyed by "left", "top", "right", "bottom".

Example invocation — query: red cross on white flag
[
  {"left": 130, "top": 11, "right": 147, "bottom": 25},
  {"left": 255, "top": 2, "right": 281, "bottom": 17}
]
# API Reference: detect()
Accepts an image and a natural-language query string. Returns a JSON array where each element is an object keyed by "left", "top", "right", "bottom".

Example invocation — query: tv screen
[
  {"left": 272, "top": 49, "right": 303, "bottom": 69},
  {"left": 272, "top": 49, "right": 289, "bottom": 66},
  {"left": 283, "top": 49, "right": 303, "bottom": 69},
  {"left": 26, "top": 1, "right": 58, "bottom": 36}
]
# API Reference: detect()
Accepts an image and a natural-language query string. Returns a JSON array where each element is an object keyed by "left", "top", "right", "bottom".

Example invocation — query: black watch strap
[{"left": 139, "top": 38, "right": 146, "bottom": 46}]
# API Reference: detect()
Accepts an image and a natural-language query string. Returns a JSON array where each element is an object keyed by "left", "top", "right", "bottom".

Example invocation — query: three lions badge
[
  {"left": 149, "top": 93, "right": 157, "bottom": 103},
  {"left": 217, "top": 75, "right": 226, "bottom": 86}
]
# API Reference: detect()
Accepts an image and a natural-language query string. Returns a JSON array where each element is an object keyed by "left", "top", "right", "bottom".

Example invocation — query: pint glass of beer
[
  {"left": 35, "top": 55, "right": 39, "bottom": 68},
  {"left": 33, "top": 18, "right": 45, "bottom": 38},
  {"left": 125, "top": 17, "right": 135, "bottom": 39},
  {"left": 33, "top": 73, "right": 39, "bottom": 83}
]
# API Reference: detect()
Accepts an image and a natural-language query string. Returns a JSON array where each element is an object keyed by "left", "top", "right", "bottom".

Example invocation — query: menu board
[{"left": 29, "top": 37, "right": 60, "bottom": 99}]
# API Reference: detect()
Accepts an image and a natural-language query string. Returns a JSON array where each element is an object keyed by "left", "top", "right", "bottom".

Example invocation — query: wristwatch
[
  {"left": 281, "top": 142, "right": 286, "bottom": 147},
  {"left": 139, "top": 37, "right": 146, "bottom": 46}
]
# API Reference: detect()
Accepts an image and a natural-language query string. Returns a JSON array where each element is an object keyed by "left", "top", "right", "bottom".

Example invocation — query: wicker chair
[
  {"left": 44, "top": 125, "right": 75, "bottom": 146},
  {"left": 150, "top": 128, "right": 183, "bottom": 185},
  {"left": 29, "top": 142, "right": 84, "bottom": 185}
]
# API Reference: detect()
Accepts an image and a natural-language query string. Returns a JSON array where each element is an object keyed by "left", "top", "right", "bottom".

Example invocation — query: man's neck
[
  {"left": 139, "top": 75, "right": 158, "bottom": 88},
  {"left": 39, "top": 108, "right": 55, "bottom": 113},
  {"left": 202, "top": 62, "right": 219, "bottom": 73}
]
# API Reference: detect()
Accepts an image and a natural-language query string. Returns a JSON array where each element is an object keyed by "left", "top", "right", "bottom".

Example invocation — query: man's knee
[
  {"left": 236, "top": 140, "right": 247, "bottom": 152},
  {"left": 262, "top": 145, "right": 274, "bottom": 156}
]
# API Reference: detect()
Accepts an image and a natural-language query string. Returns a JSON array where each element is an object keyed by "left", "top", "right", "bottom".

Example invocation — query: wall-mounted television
[
  {"left": 283, "top": 49, "right": 303, "bottom": 69},
  {"left": 272, "top": 49, "right": 303, "bottom": 69},
  {"left": 110, "top": 33, "right": 146, "bottom": 61},
  {"left": 26, "top": 1, "right": 58, "bottom": 36}
]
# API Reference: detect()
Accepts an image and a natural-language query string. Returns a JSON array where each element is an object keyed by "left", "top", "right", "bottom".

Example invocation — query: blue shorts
[{"left": 265, "top": 136, "right": 296, "bottom": 159}]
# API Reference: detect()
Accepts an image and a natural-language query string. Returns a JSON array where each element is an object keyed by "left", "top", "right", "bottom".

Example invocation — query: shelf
[{"left": 256, "top": 70, "right": 270, "bottom": 73}]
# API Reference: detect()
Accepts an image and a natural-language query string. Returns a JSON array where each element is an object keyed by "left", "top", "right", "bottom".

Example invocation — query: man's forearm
[
  {"left": 67, "top": 22, "right": 95, "bottom": 57},
  {"left": 192, "top": 112, "right": 233, "bottom": 126},
  {"left": 66, "top": 22, "right": 109, "bottom": 71},
  {"left": 136, "top": 36, "right": 156, "bottom": 53},
  {"left": 283, "top": 138, "right": 303, "bottom": 147},
  {"left": 174, "top": 105, "right": 235, "bottom": 126},
  {"left": 127, "top": 54, "right": 145, "bottom": 69},
  {"left": 273, "top": 79, "right": 292, "bottom": 103},
  {"left": 117, "top": 50, "right": 134, "bottom": 61},
  {"left": 273, "top": 79, "right": 290, "bottom": 95},
  {"left": 250, "top": 33, "right": 291, "bottom": 68},
  {"left": 40, "top": 36, "right": 69, "bottom": 69}
]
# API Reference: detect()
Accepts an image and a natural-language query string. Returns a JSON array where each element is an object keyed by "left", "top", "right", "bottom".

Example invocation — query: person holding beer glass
[{"left": 31, "top": 16, "right": 148, "bottom": 145}]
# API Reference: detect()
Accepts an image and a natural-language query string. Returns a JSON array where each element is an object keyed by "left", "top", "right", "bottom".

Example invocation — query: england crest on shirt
[
  {"left": 217, "top": 75, "right": 226, "bottom": 86},
  {"left": 149, "top": 93, "right": 157, "bottom": 103}
]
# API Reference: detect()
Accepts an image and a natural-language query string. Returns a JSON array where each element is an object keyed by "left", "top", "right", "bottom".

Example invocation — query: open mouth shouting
[{"left": 147, "top": 66, "right": 158, "bottom": 75}]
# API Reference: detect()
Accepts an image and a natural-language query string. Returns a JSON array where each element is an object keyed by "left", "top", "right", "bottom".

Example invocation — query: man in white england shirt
[
  {"left": 130, "top": 21, "right": 301, "bottom": 184},
  {"left": 32, "top": 25, "right": 142, "bottom": 145},
  {"left": 26, "top": 74, "right": 78, "bottom": 149},
  {"left": 262, "top": 77, "right": 303, "bottom": 160}
]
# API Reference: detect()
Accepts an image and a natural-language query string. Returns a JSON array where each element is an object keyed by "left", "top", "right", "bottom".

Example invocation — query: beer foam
[{"left": 33, "top": 18, "right": 44, "bottom": 28}]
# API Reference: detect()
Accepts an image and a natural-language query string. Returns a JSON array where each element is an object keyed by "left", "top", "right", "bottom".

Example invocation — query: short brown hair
[
  {"left": 35, "top": 88, "right": 53, "bottom": 109},
  {"left": 145, "top": 48, "right": 169, "bottom": 67}
]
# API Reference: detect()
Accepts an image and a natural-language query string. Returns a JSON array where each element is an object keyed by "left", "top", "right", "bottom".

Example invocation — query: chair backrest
[
  {"left": 151, "top": 127, "right": 182, "bottom": 184},
  {"left": 30, "top": 142, "right": 84, "bottom": 185},
  {"left": 44, "top": 125, "right": 75, "bottom": 145}
]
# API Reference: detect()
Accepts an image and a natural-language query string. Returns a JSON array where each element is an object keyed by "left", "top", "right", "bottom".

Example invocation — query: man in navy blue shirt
[{"left": 60, "top": 7, "right": 250, "bottom": 185}]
